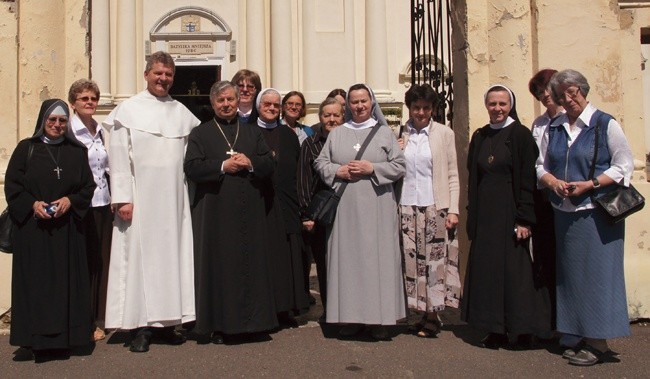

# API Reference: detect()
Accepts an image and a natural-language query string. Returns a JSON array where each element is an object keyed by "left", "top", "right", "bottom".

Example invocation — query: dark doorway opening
[{"left": 171, "top": 65, "right": 221, "bottom": 123}]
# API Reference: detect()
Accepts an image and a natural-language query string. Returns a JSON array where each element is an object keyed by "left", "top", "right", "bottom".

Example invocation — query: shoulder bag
[
  {"left": 589, "top": 114, "right": 644, "bottom": 224},
  {"left": 307, "top": 124, "right": 382, "bottom": 225}
]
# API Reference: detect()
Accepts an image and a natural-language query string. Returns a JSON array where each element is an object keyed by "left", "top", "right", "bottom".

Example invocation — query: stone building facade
[{"left": 1, "top": 0, "right": 649, "bottom": 319}]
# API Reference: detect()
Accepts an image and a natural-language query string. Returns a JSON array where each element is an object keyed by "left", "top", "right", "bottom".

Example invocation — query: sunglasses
[
  {"left": 76, "top": 96, "right": 99, "bottom": 102},
  {"left": 47, "top": 116, "right": 68, "bottom": 124}
]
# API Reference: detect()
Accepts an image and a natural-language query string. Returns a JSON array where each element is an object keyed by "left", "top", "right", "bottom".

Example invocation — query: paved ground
[
  {"left": 2, "top": 271, "right": 650, "bottom": 378},
  {"left": 1, "top": 301, "right": 649, "bottom": 378}
]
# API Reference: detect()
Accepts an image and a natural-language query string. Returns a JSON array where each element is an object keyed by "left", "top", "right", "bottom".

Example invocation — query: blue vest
[{"left": 546, "top": 110, "right": 615, "bottom": 207}]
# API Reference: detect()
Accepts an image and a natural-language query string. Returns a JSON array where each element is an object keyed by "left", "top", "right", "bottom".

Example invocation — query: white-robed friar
[{"left": 103, "top": 88, "right": 200, "bottom": 330}]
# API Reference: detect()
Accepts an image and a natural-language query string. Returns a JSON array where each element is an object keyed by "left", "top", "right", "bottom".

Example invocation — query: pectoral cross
[
  {"left": 53, "top": 166, "right": 63, "bottom": 179},
  {"left": 353, "top": 143, "right": 361, "bottom": 152},
  {"left": 226, "top": 149, "right": 238, "bottom": 156}
]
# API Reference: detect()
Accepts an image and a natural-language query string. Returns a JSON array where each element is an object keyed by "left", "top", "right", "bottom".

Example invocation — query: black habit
[
  {"left": 461, "top": 121, "right": 551, "bottom": 335},
  {"left": 185, "top": 117, "right": 278, "bottom": 334},
  {"left": 259, "top": 124, "right": 310, "bottom": 314},
  {"left": 6, "top": 125, "right": 96, "bottom": 349}
]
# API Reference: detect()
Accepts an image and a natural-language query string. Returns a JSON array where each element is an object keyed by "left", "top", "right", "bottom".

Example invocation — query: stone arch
[{"left": 149, "top": 6, "right": 232, "bottom": 41}]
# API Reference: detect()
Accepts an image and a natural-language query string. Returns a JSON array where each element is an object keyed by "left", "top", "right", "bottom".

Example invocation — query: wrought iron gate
[{"left": 410, "top": 0, "right": 453, "bottom": 126}]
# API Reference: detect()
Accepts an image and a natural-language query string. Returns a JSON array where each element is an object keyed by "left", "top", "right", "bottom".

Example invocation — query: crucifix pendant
[
  {"left": 226, "top": 149, "right": 238, "bottom": 156},
  {"left": 487, "top": 155, "right": 494, "bottom": 164},
  {"left": 53, "top": 166, "right": 63, "bottom": 179},
  {"left": 353, "top": 143, "right": 361, "bottom": 152}
]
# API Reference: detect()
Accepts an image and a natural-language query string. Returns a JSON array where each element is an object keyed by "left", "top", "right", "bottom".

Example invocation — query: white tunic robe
[
  {"left": 103, "top": 90, "right": 200, "bottom": 329},
  {"left": 314, "top": 122, "right": 406, "bottom": 325}
]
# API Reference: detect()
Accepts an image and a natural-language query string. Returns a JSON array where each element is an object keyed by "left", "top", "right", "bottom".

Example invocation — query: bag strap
[
  {"left": 589, "top": 111, "right": 610, "bottom": 201},
  {"left": 334, "top": 123, "right": 383, "bottom": 197},
  {"left": 27, "top": 141, "right": 34, "bottom": 162}
]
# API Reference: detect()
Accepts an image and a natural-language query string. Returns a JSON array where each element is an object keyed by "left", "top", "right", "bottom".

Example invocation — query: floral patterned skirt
[{"left": 400, "top": 205, "right": 461, "bottom": 312}]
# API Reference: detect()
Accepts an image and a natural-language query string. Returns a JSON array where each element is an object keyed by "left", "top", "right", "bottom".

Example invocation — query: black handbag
[
  {"left": 0, "top": 207, "right": 12, "bottom": 253},
  {"left": 306, "top": 189, "right": 340, "bottom": 225},
  {"left": 306, "top": 124, "right": 382, "bottom": 225},
  {"left": 594, "top": 184, "right": 645, "bottom": 223},
  {"left": 589, "top": 116, "right": 645, "bottom": 223}
]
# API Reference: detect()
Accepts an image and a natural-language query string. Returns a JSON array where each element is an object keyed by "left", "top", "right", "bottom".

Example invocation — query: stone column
[
  {"left": 365, "top": 0, "right": 393, "bottom": 101},
  {"left": 91, "top": 0, "right": 112, "bottom": 104},
  {"left": 270, "top": 0, "right": 293, "bottom": 92},
  {"left": 246, "top": 0, "right": 267, "bottom": 85},
  {"left": 114, "top": 0, "right": 137, "bottom": 102}
]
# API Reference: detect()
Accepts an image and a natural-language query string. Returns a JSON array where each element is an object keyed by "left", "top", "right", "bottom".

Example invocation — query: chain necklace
[
  {"left": 214, "top": 119, "right": 240, "bottom": 156},
  {"left": 44, "top": 145, "right": 63, "bottom": 179},
  {"left": 487, "top": 136, "right": 495, "bottom": 164}
]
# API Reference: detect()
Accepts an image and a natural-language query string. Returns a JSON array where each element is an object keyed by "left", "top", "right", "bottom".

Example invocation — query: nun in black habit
[
  {"left": 461, "top": 85, "right": 551, "bottom": 349},
  {"left": 256, "top": 88, "right": 310, "bottom": 325},
  {"left": 5, "top": 99, "right": 96, "bottom": 357}
]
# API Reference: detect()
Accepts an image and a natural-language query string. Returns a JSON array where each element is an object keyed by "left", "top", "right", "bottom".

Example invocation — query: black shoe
[
  {"left": 157, "top": 328, "right": 187, "bottom": 345},
  {"left": 480, "top": 333, "right": 508, "bottom": 349},
  {"left": 129, "top": 334, "right": 151, "bottom": 353},
  {"left": 13, "top": 347, "right": 34, "bottom": 362},
  {"left": 338, "top": 323, "right": 364, "bottom": 337},
  {"left": 511, "top": 334, "right": 537, "bottom": 350},
  {"left": 369, "top": 325, "right": 391, "bottom": 341},
  {"left": 278, "top": 313, "right": 300, "bottom": 328},
  {"left": 211, "top": 332, "right": 225, "bottom": 344}
]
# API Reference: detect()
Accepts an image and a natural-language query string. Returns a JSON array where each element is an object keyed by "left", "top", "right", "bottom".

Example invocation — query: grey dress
[{"left": 314, "top": 123, "right": 406, "bottom": 325}]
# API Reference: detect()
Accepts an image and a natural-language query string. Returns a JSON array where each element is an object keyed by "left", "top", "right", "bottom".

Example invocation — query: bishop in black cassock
[{"left": 184, "top": 81, "right": 278, "bottom": 340}]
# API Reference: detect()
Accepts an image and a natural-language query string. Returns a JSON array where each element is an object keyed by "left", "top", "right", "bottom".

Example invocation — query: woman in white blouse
[
  {"left": 397, "top": 84, "right": 460, "bottom": 338},
  {"left": 538, "top": 69, "right": 634, "bottom": 366},
  {"left": 67, "top": 79, "right": 112, "bottom": 342}
]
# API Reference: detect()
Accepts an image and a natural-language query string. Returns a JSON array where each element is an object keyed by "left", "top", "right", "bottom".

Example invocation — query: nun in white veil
[{"left": 314, "top": 83, "right": 406, "bottom": 340}]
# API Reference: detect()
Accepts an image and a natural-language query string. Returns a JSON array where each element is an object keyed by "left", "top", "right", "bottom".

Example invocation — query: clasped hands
[
  {"left": 550, "top": 179, "right": 591, "bottom": 198},
  {"left": 223, "top": 153, "right": 253, "bottom": 174},
  {"left": 32, "top": 197, "right": 71, "bottom": 219},
  {"left": 335, "top": 160, "right": 374, "bottom": 181}
]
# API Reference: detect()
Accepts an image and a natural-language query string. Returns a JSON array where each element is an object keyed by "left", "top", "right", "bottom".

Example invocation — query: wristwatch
[{"left": 592, "top": 177, "right": 601, "bottom": 189}]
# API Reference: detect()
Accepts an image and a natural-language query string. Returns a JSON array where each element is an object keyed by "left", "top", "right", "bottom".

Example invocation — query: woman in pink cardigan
[{"left": 397, "top": 84, "right": 461, "bottom": 338}]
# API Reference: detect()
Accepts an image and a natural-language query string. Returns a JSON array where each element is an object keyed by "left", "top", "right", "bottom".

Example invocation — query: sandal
[
  {"left": 416, "top": 313, "right": 442, "bottom": 338},
  {"left": 408, "top": 312, "right": 428, "bottom": 333},
  {"left": 93, "top": 326, "right": 106, "bottom": 341}
]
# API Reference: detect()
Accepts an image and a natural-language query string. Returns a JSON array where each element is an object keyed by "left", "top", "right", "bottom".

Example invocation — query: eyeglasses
[
  {"left": 47, "top": 116, "right": 68, "bottom": 124},
  {"left": 560, "top": 87, "right": 581, "bottom": 101},
  {"left": 238, "top": 83, "right": 256, "bottom": 91},
  {"left": 285, "top": 102, "right": 303, "bottom": 108},
  {"left": 262, "top": 101, "right": 281, "bottom": 109},
  {"left": 76, "top": 96, "right": 99, "bottom": 102}
]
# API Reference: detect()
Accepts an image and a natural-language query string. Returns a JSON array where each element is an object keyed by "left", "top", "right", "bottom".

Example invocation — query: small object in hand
[
  {"left": 44, "top": 204, "right": 57, "bottom": 216},
  {"left": 567, "top": 184, "right": 576, "bottom": 193}
]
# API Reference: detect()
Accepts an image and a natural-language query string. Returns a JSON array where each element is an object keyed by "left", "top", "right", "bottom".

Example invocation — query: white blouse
[
  {"left": 70, "top": 114, "right": 110, "bottom": 207},
  {"left": 400, "top": 124, "right": 434, "bottom": 207}
]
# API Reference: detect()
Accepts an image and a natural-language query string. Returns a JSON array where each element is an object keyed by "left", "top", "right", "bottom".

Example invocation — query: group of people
[
  {"left": 462, "top": 70, "right": 633, "bottom": 367},
  {"left": 5, "top": 49, "right": 633, "bottom": 367}
]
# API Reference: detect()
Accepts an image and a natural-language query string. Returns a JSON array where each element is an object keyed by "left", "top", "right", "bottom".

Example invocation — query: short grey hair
[
  {"left": 318, "top": 97, "right": 343, "bottom": 117},
  {"left": 209, "top": 81, "right": 239, "bottom": 100},
  {"left": 549, "top": 69, "right": 590, "bottom": 104}
]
